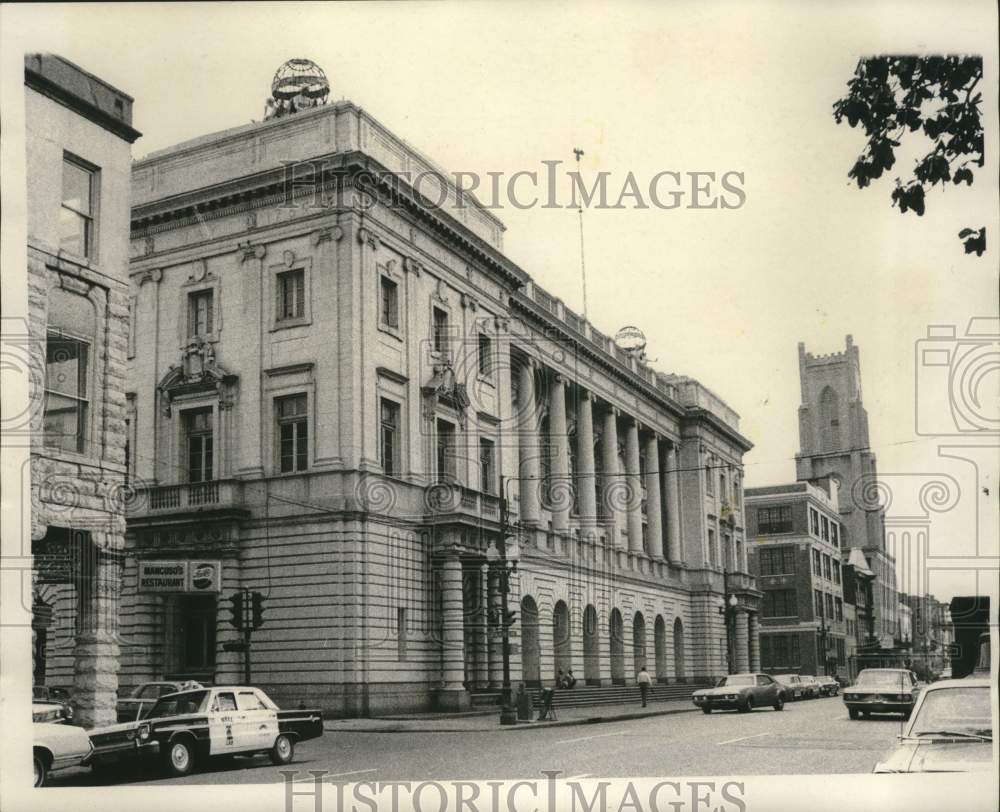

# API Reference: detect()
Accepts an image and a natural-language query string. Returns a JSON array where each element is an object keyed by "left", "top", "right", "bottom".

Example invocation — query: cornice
[{"left": 25, "top": 68, "right": 142, "bottom": 144}]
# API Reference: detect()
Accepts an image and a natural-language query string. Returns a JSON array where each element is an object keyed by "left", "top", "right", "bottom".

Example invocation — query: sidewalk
[{"left": 324, "top": 699, "right": 696, "bottom": 733}]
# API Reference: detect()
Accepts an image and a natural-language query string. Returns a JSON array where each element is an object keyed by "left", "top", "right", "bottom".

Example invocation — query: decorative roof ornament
[
  {"left": 614, "top": 325, "right": 647, "bottom": 358},
  {"left": 264, "top": 59, "right": 330, "bottom": 120}
]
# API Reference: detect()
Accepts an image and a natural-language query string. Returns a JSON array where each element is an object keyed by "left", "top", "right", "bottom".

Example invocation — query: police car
[{"left": 88, "top": 686, "right": 322, "bottom": 777}]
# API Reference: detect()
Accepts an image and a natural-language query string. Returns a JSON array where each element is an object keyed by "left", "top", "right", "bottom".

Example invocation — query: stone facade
[
  {"left": 25, "top": 54, "right": 141, "bottom": 726},
  {"left": 68, "top": 94, "right": 760, "bottom": 717},
  {"left": 745, "top": 480, "right": 849, "bottom": 677}
]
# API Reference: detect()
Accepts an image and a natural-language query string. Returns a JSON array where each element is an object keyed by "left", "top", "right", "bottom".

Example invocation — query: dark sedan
[
  {"left": 844, "top": 668, "right": 921, "bottom": 719},
  {"left": 692, "top": 673, "right": 785, "bottom": 713}
]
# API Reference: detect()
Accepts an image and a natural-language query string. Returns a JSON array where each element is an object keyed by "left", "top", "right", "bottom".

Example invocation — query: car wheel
[
  {"left": 701, "top": 707, "right": 712, "bottom": 714},
  {"left": 33, "top": 754, "right": 47, "bottom": 788},
  {"left": 848, "top": 708, "right": 859, "bottom": 720},
  {"left": 773, "top": 696, "right": 784, "bottom": 711},
  {"left": 737, "top": 696, "right": 753, "bottom": 714},
  {"left": 164, "top": 739, "right": 195, "bottom": 777},
  {"left": 270, "top": 734, "right": 295, "bottom": 766}
]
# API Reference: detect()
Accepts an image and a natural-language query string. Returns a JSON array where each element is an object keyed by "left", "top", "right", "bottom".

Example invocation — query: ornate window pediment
[{"left": 158, "top": 339, "right": 238, "bottom": 416}]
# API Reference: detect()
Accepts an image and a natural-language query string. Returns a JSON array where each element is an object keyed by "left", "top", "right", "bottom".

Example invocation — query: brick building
[
  {"left": 745, "top": 480, "right": 848, "bottom": 677},
  {"left": 24, "top": 54, "right": 141, "bottom": 726},
  {"left": 25, "top": 61, "right": 760, "bottom": 717}
]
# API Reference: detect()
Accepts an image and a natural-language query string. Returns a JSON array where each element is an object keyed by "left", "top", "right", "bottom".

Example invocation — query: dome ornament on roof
[
  {"left": 614, "top": 325, "right": 647, "bottom": 357},
  {"left": 264, "top": 59, "right": 330, "bottom": 120}
]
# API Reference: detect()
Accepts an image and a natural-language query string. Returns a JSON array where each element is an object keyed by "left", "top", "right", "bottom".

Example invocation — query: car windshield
[
  {"left": 717, "top": 676, "right": 754, "bottom": 687},
  {"left": 908, "top": 687, "right": 992, "bottom": 739},
  {"left": 146, "top": 690, "right": 209, "bottom": 718},
  {"left": 855, "top": 671, "right": 910, "bottom": 690}
]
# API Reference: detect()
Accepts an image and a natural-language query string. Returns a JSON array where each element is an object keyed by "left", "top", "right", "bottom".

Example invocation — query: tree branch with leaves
[{"left": 833, "top": 55, "right": 984, "bottom": 256}]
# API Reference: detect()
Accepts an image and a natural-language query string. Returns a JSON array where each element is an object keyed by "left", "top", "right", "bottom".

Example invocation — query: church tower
[{"left": 795, "top": 335, "right": 898, "bottom": 646}]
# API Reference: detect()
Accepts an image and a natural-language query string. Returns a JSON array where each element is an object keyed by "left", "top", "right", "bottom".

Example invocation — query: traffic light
[
  {"left": 251, "top": 591, "right": 265, "bottom": 630},
  {"left": 227, "top": 591, "right": 244, "bottom": 631}
]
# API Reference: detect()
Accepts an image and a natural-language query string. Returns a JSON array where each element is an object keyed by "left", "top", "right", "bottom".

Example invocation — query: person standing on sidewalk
[{"left": 637, "top": 666, "right": 652, "bottom": 707}]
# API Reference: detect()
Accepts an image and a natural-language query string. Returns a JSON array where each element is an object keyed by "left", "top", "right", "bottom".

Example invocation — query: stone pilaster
[
  {"left": 734, "top": 611, "right": 750, "bottom": 674},
  {"left": 72, "top": 555, "right": 120, "bottom": 728},
  {"left": 644, "top": 434, "right": 664, "bottom": 559},
  {"left": 748, "top": 612, "right": 761, "bottom": 672},
  {"left": 437, "top": 551, "right": 469, "bottom": 710},
  {"left": 548, "top": 374, "right": 570, "bottom": 532},
  {"left": 625, "top": 420, "right": 643, "bottom": 553},
  {"left": 664, "top": 443, "right": 682, "bottom": 564},
  {"left": 517, "top": 361, "right": 540, "bottom": 525},
  {"left": 576, "top": 390, "right": 598, "bottom": 525}
]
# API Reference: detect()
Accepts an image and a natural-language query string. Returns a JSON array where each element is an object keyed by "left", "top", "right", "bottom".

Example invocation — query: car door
[
  {"left": 208, "top": 691, "right": 249, "bottom": 755},
  {"left": 756, "top": 674, "right": 775, "bottom": 702},
  {"left": 236, "top": 689, "right": 277, "bottom": 750}
]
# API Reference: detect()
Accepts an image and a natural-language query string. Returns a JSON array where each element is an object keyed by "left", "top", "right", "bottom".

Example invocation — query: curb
[{"left": 324, "top": 705, "right": 698, "bottom": 734}]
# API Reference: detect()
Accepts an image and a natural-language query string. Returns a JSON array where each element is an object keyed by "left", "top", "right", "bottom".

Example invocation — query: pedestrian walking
[{"left": 637, "top": 666, "right": 652, "bottom": 707}]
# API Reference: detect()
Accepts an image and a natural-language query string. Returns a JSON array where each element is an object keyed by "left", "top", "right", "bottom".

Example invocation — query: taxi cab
[{"left": 88, "top": 686, "right": 322, "bottom": 777}]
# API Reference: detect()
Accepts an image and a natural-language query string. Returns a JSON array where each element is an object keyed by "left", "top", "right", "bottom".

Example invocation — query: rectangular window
[
  {"left": 763, "top": 589, "right": 797, "bottom": 617},
  {"left": 821, "top": 516, "right": 830, "bottom": 541},
  {"left": 188, "top": 289, "right": 214, "bottom": 338},
  {"left": 830, "top": 523, "right": 839, "bottom": 547},
  {"left": 812, "top": 548, "right": 822, "bottom": 576},
  {"left": 708, "top": 529, "right": 717, "bottom": 566},
  {"left": 758, "top": 505, "right": 793, "bottom": 534},
  {"left": 276, "top": 269, "right": 305, "bottom": 322},
  {"left": 436, "top": 419, "right": 456, "bottom": 483},
  {"left": 43, "top": 334, "right": 89, "bottom": 453},
  {"left": 825, "top": 593, "right": 834, "bottom": 620},
  {"left": 719, "top": 472, "right": 726, "bottom": 501},
  {"left": 185, "top": 408, "right": 214, "bottom": 482},
  {"left": 814, "top": 589, "right": 824, "bottom": 618},
  {"left": 478, "top": 333, "right": 492, "bottom": 377},
  {"left": 276, "top": 394, "right": 308, "bottom": 473},
  {"left": 380, "top": 399, "right": 400, "bottom": 476},
  {"left": 479, "top": 437, "right": 496, "bottom": 495},
  {"left": 823, "top": 554, "right": 832, "bottom": 580},
  {"left": 433, "top": 307, "right": 449, "bottom": 355},
  {"left": 60, "top": 157, "right": 96, "bottom": 259},
  {"left": 380, "top": 275, "right": 399, "bottom": 329},
  {"left": 705, "top": 465, "right": 713, "bottom": 494},
  {"left": 832, "top": 561, "right": 841, "bottom": 585},
  {"left": 809, "top": 508, "right": 820, "bottom": 536},
  {"left": 835, "top": 597, "right": 844, "bottom": 621}
]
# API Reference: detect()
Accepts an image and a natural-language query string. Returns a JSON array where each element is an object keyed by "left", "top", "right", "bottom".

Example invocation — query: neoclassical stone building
[
  {"left": 24, "top": 54, "right": 141, "bottom": 726},
  {"left": 102, "top": 69, "right": 757, "bottom": 716}
]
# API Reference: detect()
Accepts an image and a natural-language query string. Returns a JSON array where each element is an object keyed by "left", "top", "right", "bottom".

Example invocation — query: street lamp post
[
  {"left": 719, "top": 570, "right": 738, "bottom": 674},
  {"left": 487, "top": 475, "right": 520, "bottom": 725},
  {"left": 819, "top": 613, "right": 829, "bottom": 676}
]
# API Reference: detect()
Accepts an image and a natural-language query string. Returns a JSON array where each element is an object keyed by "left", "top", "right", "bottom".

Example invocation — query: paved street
[{"left": 47, "top": 696, "right": 906, "bottom": 786}]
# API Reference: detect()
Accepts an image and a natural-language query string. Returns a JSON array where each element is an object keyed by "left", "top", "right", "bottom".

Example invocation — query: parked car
[
  {"left": 33, "top": 704, "right": 93, "bottom": 787},
  {"left": 88, "top": 686, "right": 323, "bottom": 777},
  {"left": 691, "top": 673, "right": 785, "bottom": 714},
  {"left": 872, "top": 677, "right": 992, "bottom": 773},
  {"left": 31, "top": 685, "right": 73, "bottom": 722},
  {"left": 117, "top": 681, "right": 202, "bottom": 722},
  {"left": 799, "top": 676, "right": 821, "bottom": 699},
  {"left": 816, "top": 676, "right": 840, "bottom": 696},
  {"left": 843, "top": 668, "right": 921, "bottom": 719},
  {"left": 773, "top": 673, "right": 805, "bottom": 701}
]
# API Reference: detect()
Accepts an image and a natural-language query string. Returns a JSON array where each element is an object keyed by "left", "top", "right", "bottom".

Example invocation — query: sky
[{"left": 2, "top": 1, "right": 997, "bottom": 603}]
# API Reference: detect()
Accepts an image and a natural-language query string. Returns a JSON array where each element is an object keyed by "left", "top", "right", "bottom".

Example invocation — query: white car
[{"left": 33, "top": 704, "right": 94, "bottom": 787}]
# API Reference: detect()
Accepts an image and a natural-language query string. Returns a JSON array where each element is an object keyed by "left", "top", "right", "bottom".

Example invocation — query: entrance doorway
[{"left": 168, "top": 594, "right": 217, "bottom": 682}]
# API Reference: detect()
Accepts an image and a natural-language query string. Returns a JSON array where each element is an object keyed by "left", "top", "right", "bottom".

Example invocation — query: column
[
  {"left": 576, "top": 391, "right": 598, "bottom": 525},
  {"left": 664, "top": 443, "right": 682, "bottom": 565},
  {"left": 72, "top": 550, "right": 120, "bottom": 727},
  {"left": 549, "top": 374, "right": 570, "bottom": 533},
  {"left": 597, "top": 608, "right": 613, "bottom": 686},
  {"left": 538, "top": 605, "right": 555, "bottom": 684},
  {"left": 644, "top": 434, "right": 664, "bottom": 559},
  {"left": 625, "top": 419, "right": 643, "bottom": 553},
  {"left": 734, "top": 610, "right": 750, "bottom": 674},
  {"left": 518, "top": 361, "right": 540, "bottom": 525},
  {"left": 748, "top": 612, "right": 761, "bottom": 672},
  {"left": 475, "top": 566, "right": 489, "bottom": 688},
  {"left": 438, "top": 551, "right": 470, "bottom": 710},
  {"left": 487, "top": 567, "right": 502, "bottom": 688},
  {"left": 601, "top": 408, "right": 624, "bottom": 547}
]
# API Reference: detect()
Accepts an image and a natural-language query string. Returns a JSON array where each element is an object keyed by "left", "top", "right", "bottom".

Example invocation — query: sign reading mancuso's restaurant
[{"left": 137, "top": 560, "right": 221, "bottom": 592}]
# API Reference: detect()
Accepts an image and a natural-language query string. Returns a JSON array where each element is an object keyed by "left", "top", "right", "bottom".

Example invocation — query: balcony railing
[{"left": 135, "top": 480, "right": 241, "bottom": 515}]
